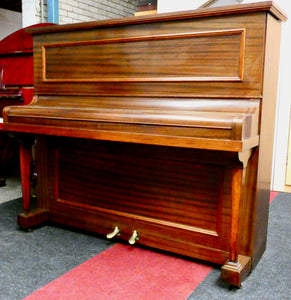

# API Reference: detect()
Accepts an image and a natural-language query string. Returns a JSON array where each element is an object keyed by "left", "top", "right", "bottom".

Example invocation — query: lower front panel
[{"left": 41, "top": 137, "right": 234, "bottom": 265}]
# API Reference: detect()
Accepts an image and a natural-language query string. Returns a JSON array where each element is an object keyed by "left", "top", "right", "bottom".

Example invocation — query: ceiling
[{"left": 0, "top": 0, "right": 22, "bottom": 12}]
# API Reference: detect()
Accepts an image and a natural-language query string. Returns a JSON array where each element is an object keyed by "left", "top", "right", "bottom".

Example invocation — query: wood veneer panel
[
  {"left": 43, "top": 29, "right": 244, "bottom": 82},
  {"left": 32, "top": 13, "right": 266, "bottom": 98},
  {"left": 57, "top": 142, "right": 224, "bottom": 233},
  {"left": 45, "top": 139, "right": 233, "bottom": 255}
]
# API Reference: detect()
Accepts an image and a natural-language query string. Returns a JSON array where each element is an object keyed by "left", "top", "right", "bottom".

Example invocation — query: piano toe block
[
  {"left": 221, "top": 255, "right": 251, "bottom": 287},
  {"left": 17, "top": 208, "right": 49, "bottom": 230}
]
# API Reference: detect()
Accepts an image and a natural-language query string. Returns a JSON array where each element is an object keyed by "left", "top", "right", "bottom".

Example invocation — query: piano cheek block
[{"left": 3, "top": 2, "right": 286, "bottom": 287}]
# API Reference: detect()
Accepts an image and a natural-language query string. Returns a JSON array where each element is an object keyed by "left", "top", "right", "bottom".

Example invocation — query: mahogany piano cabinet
[{"left": 2, "top": 1, "right": 286, "bottom": 286}]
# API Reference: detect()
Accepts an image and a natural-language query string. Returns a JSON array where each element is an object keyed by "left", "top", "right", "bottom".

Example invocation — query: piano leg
[
  {"left": 0, "top": 132, "right": 6, "bottom": 187},
  {"left": 19, "top": 143, "right": 31, "bottom": 212},
  {"left": 221, "top": 165, "right": 251, "bottom": 287},
  {"left": 17, "top": 140, "right": 48, "bottom": 229}
]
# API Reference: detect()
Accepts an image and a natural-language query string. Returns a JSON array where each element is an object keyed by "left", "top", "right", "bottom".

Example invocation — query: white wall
[
  {"left": 269, "top": 0, "right": 291, "bottom": 191},
  {"left": 58, "top": 0, "right": 137, "bottom": 24},
  {"left": 157, "top": 0, "right": 205, "bottom": 13},
  {"left": 0, "top": 9, "right": 22, "bottom": 41},
  {"left": 157, "top": 0, "right": 242, "bottom": 13},
  {"left": 22, "top": 0, "right": 39, "bottom": 27},
  {"left": 209, "top": 0, "right": 243, "bottom": 7},
  {"left": 22, "top": 0, "right": 137, "bottom": 27}
]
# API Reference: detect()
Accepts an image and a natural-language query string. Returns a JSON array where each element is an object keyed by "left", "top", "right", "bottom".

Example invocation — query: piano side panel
[
  {"left": 32, "top": 12, "right": 266, "bottom": 98},
  {"left": 251, "top": 14, "right": 283, "bottom": 267},
  {"left": 234, "top": 15, "right": 283, "bottom": 268}
]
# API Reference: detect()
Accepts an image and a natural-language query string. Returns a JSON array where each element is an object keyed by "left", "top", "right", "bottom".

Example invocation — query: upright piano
[{"left": 2, "top": 2, "right": 286, "bottom": 286}]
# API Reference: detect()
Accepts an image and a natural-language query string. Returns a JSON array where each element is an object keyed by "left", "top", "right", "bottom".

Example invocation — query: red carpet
[
  {"left": 24, "top": 244, "right": 212, "bottom": 300},
  {"left": 270, "top": 191, "right": 279, "bottom": 203},
  {"left": 24, "top": 191, "right": 278, "bottom": 299}
]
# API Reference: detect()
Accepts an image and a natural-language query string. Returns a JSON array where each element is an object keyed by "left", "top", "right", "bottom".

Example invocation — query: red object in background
[
  {"left": 22, "top": 87, "right": 34, "bottom": 105},
  {"left": 0, "top": 23, "right": 55, "bottom": 108},
  {"left": 0, "top": 23, "right": 55, "bottom": 185}
]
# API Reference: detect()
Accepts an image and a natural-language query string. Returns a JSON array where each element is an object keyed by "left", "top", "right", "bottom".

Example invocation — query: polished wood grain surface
[
  {"left": 43, "top": 29, "right": 245, "bottom": 83},
  {"left": 58, "top": 140, "right": 223, "bottom": 233},
  {"left": 47, "top": 138, "right": 233, "bottom": 264},
  {"left": 25, "top": 1, "right": 286, "bottom": 35},
  {"left": 3, "top": 2, "right": 286, "bottom": 287},
  {"left": 4, "top": 97, "right": 260, "bottom": 152},
  {"left": 29, "top": 12, "right": 266, "bottom": 98}
]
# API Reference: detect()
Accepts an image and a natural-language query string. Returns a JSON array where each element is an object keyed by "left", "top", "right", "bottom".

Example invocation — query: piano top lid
[{"left": 26, "top": 1, "right": 287, "bottom": 36}]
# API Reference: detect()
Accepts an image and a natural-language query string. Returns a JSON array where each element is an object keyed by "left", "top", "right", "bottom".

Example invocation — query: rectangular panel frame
[{"left": 42, "top": 28, "right": 245, "bottom": 83}]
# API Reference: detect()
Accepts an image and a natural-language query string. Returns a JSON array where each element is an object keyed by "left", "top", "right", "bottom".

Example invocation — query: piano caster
[
  {"left": 128, "top": 230, "right": 139, "bottom": 245},
  {"left": 106, "top": 226, "right": 120, "bottom": 239}
]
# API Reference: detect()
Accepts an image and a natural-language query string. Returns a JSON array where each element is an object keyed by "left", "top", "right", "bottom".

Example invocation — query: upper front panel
[
  {"left": 43, "top": 29, "right": 244, "bottom": 83},
  {"left": 32, "top": 11, "right": 268, "bottom": 98}
]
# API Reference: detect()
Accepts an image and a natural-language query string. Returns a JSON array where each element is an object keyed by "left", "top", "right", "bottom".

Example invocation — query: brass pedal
[
  {"left": 106, "top": 226, "right": 120, "bottom": 239},
  {"left": 128, "top": 230, "right": 139, "bottom": 245}
]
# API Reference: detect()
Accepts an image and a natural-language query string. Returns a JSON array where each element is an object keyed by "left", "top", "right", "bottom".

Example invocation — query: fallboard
[{"left": 3, "top": 96, "right": 260, "bottom": 151}]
